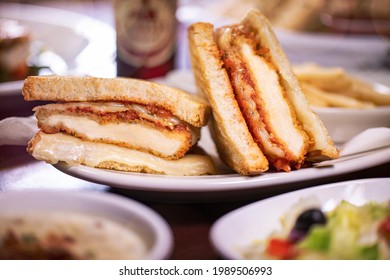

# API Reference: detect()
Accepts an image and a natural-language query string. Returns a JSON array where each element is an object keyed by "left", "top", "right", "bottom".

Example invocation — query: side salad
[{"left": 244, "top": 200, "right": 390, "bottom": 260}]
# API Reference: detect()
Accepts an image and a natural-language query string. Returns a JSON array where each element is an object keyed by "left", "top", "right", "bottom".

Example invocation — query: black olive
[
  {"left": 295, "top": 208, "right": 327, "bottom": 230},
  {"left": 288, "top": 208, "right": 327, "bottom": 243},
  {"left": 288, "top": 229, "right": 306, "bottom": 244}
]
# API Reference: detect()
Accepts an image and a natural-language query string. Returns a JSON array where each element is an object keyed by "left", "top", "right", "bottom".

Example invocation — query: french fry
[
  {"left": 294, "top": 63, "right": 390, "bottom": 108},
  {"left": 345, "top": 77, "right": 390, "bottom": 106},
  {"left": 300, "top": 83, "right": 330, "bottom": 107},
  {"left": 293, "top": 63, "right": 352, "bottom": 92},
  {"left": 324, "top": 92, "right": 375, "bottom": 108},
  {"left": 300, "top": 82, "right": 375, "bottom": 109}
]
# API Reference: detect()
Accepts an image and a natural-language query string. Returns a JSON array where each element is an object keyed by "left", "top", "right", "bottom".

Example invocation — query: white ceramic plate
[
  {"left": 0, "top": 3, "right": 116, "bottom": 96},
  {"left": 0, "top": 190, "right": 173, "bottom": 259},
  {"left": 54, "top": 127, "right": 390, "bottom": 202},
  {"left": 210, "top": 178, "right": 390, "bottom": 259}
]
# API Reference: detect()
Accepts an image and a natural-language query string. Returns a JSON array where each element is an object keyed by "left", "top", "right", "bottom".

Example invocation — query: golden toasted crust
[
  {"left": 96, "top": 161, "right": 165, "bottom": 175},
  {"left": 242, "top": 9, "right": 338, "bottom": 161},
  {"left": 188, "top": 22, "right": 269, "bottom": 175},
  {"left": 22, "top": 76, "right": 211, "bottom": 127},
  {"left": 26, "top": 130, "right": 41, "bottom": 155}
]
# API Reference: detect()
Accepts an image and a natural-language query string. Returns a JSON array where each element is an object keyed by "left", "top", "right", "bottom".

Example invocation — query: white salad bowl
[{"left": 210, "top": 178, "right": 390, "bottom": 260}]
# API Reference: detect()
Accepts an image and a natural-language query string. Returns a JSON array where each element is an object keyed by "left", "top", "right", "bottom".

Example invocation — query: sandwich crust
[
  {"left": 188, "top": 9, "right": 338, "bottom": 175},
  {"left": 22, "top": 76, "right": 211, "bottom": 127},
  {"left": 188, "top": 22, "right": 269, "bottom": 175}
]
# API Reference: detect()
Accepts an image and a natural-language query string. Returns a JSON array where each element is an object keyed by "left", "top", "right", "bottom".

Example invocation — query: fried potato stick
[
  {"left": 300, "top": 82, "right": 375, "bottom": 108},
  {"left": 293, "top": 63, "right": 352, "bottom": 92}
]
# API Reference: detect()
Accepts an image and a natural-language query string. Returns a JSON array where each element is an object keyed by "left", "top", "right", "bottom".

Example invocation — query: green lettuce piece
[
  {"left": 298, "top": 226, "right": 331, "bottom": 252},
  {"left": 359, "top": 244, "right": 379, "bottom": 260},
  {"left": 296, "top": 200, "right": 389, "bottom": 259}
]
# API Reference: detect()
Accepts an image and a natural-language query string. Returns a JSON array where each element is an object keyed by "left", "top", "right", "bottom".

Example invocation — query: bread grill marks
[{"left": 216, "top": 25, "right": 305, "bottom": 171}]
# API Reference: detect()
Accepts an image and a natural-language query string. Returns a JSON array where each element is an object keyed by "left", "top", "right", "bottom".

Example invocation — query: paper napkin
[{"left": 0, "top": 116, "right": 38, "bottom": 146}]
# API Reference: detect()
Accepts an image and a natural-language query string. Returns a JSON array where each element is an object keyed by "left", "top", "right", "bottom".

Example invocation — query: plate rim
[{"left": 54, "top": 146, "right": 390, "bottom": 194}]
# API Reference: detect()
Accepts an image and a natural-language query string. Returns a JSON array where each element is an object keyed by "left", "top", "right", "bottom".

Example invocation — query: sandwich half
[
  {"left": 188, "top": 9, "right": 338, "bottom": 175},
  {"left": 23, "top": 76, "right": 216, "bottom": 176}
]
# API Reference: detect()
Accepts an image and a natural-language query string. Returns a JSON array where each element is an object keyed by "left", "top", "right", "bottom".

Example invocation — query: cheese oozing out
[{"left": 30, "top": 132, "right": 216, "bottom": 176}]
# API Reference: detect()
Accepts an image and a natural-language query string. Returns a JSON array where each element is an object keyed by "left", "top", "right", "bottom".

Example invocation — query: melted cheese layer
[{"left": 31, "top": 132, "right": 216, "bottom": 176}]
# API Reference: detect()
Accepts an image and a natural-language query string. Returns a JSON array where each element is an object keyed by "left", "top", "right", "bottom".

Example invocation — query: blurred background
[
  {"left": 1, "top": 0, "right": 389, "bottom": 118},
  {"left": 1, "top": 0, "right": 390, "bottom": 68},
  {"left": 1, "top": 0, "right": 389, "bottom": 83},
  {"left": 1, "top": 1, "right": 389, "bottom": 262}
]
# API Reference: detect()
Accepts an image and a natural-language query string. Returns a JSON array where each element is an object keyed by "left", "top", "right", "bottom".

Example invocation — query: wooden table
[{"left": 1, "top": 0, "right": 390, "bottom": 260}]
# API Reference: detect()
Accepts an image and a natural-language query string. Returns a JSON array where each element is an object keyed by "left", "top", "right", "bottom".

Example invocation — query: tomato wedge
[
  {"left": 378, "top": 216, "right": 390, "bottom": 245},
  {"left": 266, "top": 238, "right": 296, "bottom": 259}
]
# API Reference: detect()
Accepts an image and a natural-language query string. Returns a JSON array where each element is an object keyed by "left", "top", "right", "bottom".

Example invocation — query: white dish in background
[
  {"left": 314, "top": 105, "right": 390, "bottom": 143},
  {"left": 54, "top": 127, "right": 390, "bottom": 202},
  {"left": 0, "top": 190, "right": 173, "bottom": 260},
  {"left": 275, "top": 28, "right": 390, "bottom": 69},
  {"left": 175, "top": 4, "right": 390, "bottom": 70},
  {"left": 210, "top": 178, "right": 390, "bottom": 259},
  {"left": 0, "top": 3, "right": 116, "bottom": 96},
  {"left": 312, "top": 76, "right": 390, "bottom": 144}
]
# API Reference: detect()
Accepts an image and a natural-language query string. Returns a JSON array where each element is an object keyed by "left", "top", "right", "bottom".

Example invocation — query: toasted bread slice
[
  {"left": 215, "top": 25, "right": 309, "bottom": 171},
  {"left": 242, "top": 10, "right": 338, "bottom": 161},
  {"left": 22, "top": 76, "right": 210, "bottom": 127},
  {"left": 28, "top": 131, "right": 217, "bottom": 176},
  {"left": 188, "top": 22, "right": 269, "bottom": 175},
  {"left": 34, "top": 102, "right": 200, "bottom": 160}
]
